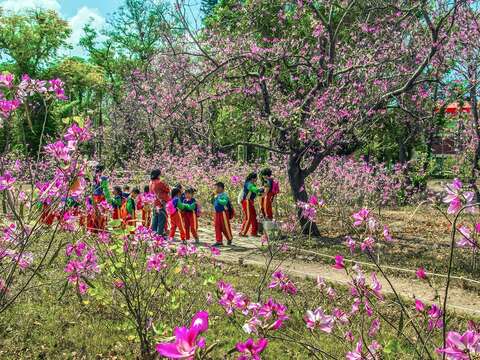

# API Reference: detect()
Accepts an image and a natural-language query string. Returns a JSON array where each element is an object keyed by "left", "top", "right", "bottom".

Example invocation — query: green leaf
[{"left": 383, "top": 339, "right": 401, "bottom": 355}]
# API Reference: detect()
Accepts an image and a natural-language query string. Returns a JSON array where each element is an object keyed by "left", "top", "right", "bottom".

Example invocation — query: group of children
[{"left": 53, "top": 165, "right": 278, "bottom": 247}]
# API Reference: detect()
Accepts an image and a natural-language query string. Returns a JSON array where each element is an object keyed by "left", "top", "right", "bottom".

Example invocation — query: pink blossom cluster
[
  {"left": 64, "top": 241, "right": 99, "bottom": 294},
  {"left": 217, "top": 281, "right": 289, "bottom": 334},
  {"left": 0, "top": 73, "right": 67, "bottom": 123},
  {"left": 443, "top": 178, "right": 476, "bottom": 215},
  {"left": 311, "top": 156, "right": 407, "bottom": 208},
  {"left": 268, "top": 270, "right": 297, "bottom": 295}
]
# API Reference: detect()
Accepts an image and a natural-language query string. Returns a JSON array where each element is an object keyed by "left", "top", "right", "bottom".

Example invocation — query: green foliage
[{"left": 0, "top": 9, "right": 71, "bottom": 76}]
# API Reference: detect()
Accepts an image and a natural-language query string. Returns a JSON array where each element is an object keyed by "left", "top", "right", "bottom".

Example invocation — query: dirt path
[{"left": 195, "top": 226, "right": 480, "bottom": 316}]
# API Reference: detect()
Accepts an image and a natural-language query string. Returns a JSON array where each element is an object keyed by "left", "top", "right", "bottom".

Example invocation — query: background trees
[{"left": 0, "top": 0, "right": 474, "bottom": 233}]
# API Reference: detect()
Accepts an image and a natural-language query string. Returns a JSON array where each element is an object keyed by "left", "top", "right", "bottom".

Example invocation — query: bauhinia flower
[
  {"left": 369, "top": 273, "right": 383, "bottom": 300},
  {"left": 304, "top": 307, "right": 334, "bottom": 333},
  {"left": 0, "top": 171, "right": 16, "bottom": 191},
  {"left": 332, "top": 254, "right": 345, "bottom": 269},
  {"left": 352, "top": 208, "right": 376, "bottom": 229},
  {"left": 156, "top": 311, "right": 209, "bottom": 359},
  {"left": 415, "top": 267, "right": 427, "bottom": 280},
  {"left": 236, "top": 338, "right": 268, "bottom": 360},
  {"left": 368, "top": 318, "right": 380, "bottom": 337},
  {"left": 268, "top": 270, "right": 297, "bottom": 295},
  {"left": 443, "top": 178, "right": 475, "bottom": 214},
  {"left": 146, "top": 252, "right": 166, "bottom": 271},
  {"left": 428, "top": 304, "right": 443, "bottom": 330},
  {"left": 415, "top": 299, "right": 425, "bottom": 312},
  {"left": 437, "top": 330, "right": 480, "bottom": 359},
  {"left": 345, "top": 236, "right": 356, "bottom": 254},
  {"left": 383, "top": 225, "right": 393, "bottom": 242},
  {"left": 346, "top": 340, "right": 381, "bottom": 360}
]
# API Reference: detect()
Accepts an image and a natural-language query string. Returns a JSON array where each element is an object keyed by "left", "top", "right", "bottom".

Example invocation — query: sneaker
[
  {"left": 212, "top": 242, "right": 223, "bottom": 247},
  {"left": 194, "top": 238, "right": 200, "bottom": 244},
  {"left": 227, "top": 240, "right": 232, "bottom": 246}
]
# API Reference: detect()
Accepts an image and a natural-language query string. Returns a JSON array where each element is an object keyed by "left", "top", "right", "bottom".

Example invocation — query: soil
[{"left": 195, "top": 224, "right": 480, "bottom": 316}]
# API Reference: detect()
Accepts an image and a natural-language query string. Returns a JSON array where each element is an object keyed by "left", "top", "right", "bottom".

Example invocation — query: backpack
[
  {"left": 271, "top": 180, "right": 280, "bottom": 196},
  {"left": 237, "top": 189, "right": 244, "bottom": 205},
  {"left": 226, "top": 200, "right": 235, "bottom": 220},
  {"left": 165, "top": 199, "right": 176, "bottom": 215}
]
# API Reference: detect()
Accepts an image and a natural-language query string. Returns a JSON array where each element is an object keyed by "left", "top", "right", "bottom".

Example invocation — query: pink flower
[
  {"left": 209, "top": 245, "right": 221, "bottom": 256},
  {"left": 0, "top": 171, "right": 16, "bottom": 191},
  {"left": 0, "top": 73, "right": 14, "bottom": 88},
  {"left": 415, "top": 299, "right": 425, "bottom": 312},
  {"left": 236, "top": 338, "right": 268, "bottom": 360},
  {"left": 346, "top": 340, "right": 381, "bottom": 360},
  {"left": 66, "top": 241, "right": 86, "bottom": 257},
  {"left": 304, "top": 308, "right": 334, "bottom": 333},
  {"left": 352, "top": 208, "right": 370, "bottom": 227},
  {"left": 332, "top": 255, "right": 345, "bottom": 269},
  {"left": 231, "top": 175, "right": 241, "bottom": 186},
  {"left": 345, "top": 236, "right": 356, "bottom": 254},
  {"left": 368, "top": 318, "right": 380, "bottom": 337},
  {"left": 146, "top": 253, "right": 166, "bottom": 271},
  {"left": 268, "top": 270, "right": 297, "bottom": 295},
  {"left": 308, "top": 195, "right": 318, "bottom": 206},
  {"left": 113, "top": 280, "right": 125, "bottom": 289},
  {"left": 360, "top": 237, "right": 375, "bottom": 252},
  {"left": 156, "top": 311, "right": 209, "bottom": 359},
  {"left": 369, "top": 273, "right": 383, "bottom": 299},
  {"left": 44, "top": 141, "right": 71, "bottom": 162},
  {"left": 428, "top": 304, "right": 443, "bottom": 330},
  {"left": 416, "top": 267, "right": 427, "bottom": 280},
  {"left": 443, "top": 179, "right": 476, "bottom": 214},
  {"left": 437, "top": 330, "right": 480, "bottom": 359},
  {"left": 383, "top": 225, "right": 393, "bottom": 242}
]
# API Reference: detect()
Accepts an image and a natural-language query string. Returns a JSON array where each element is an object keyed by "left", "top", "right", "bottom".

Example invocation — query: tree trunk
[
  {"left": 399, "top": 142, "right": 408, "bottom": 163},
  {"left": 287, "top": 154, "right": 321, "bottom": 237},
  {"left": 468, "top": 65, "right": 480, "bottom": 201}
]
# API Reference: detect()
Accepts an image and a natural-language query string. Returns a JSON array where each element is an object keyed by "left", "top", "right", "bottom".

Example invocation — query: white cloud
[
  {"left": 0, "top": 0, "right": 61, "bottom": 12},
  {"left": 67, "top": 6, "right": 106, "bottom": 57}
]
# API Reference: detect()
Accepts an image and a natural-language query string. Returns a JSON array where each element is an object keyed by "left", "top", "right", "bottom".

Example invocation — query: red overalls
[{"left": 215, "top": 210, "right": 233, "bottom": 244}]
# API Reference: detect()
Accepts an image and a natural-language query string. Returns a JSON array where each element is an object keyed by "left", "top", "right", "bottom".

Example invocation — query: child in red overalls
[
  {"left": 181, "top": 188, "right": 200, "bottom": 243},
  {"left": 212, "top": 182, "right": 234, "bottom": 246},
  {"left": 167, "top": 187, "right": 187, "bottom": 242},
  {"left": 239, "top": 173, "right": 263, "bottom": 237},
  {"left": 259, "top": 168, "right": 279, "bottom": 220}
]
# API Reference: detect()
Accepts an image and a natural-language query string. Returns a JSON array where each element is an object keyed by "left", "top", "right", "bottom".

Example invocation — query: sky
[{"left": 0, "top": 0, "right": 202, "bottom": 57}]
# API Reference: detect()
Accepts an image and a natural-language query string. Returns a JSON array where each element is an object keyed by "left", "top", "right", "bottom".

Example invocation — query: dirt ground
[{"left": 196, "top": 205, "right": 480, "bottom": 316}]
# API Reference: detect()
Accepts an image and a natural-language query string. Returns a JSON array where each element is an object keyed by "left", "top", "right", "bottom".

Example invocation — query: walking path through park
[{"left": 195, "top": 224, "right": 480, "bottom": 316}]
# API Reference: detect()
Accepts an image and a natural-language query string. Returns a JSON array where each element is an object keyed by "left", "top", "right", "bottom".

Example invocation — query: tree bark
[
  {"left": 468, "top": 65, "right": 480, "bottom": 201},
  {"left": 287, "top": 153, "right": 321, "bottom": 237}
]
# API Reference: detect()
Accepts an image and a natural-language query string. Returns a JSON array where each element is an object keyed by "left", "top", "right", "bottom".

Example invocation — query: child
[
  {"left": 174, "top": 183, "right": 185, "bottom": 201},
  {"left": 259, "top": 168, "right": 279, "bottom": 220},
  {"left": 92, "top": 164, "right": 108, "bottom": 231},
  {"left": 212, "top": 182, "right": 233, "bottom": 246},
  {"left": 104, "top": 185, "right": 124, "bottom": 220},
  {"left": 181, "top": 187, "right": 199, "bottom": 243},
  {"left": 137, "top": 185, "right": 153, "bottom": 228},
  {"left": 239, "top": 173, "right": 263, "bottom": 237},
  {"left": 122, "top": 188, "right": 140, "bottom": 229},
  {"left": 122, "top": 185, "right": 131, "bottom": 199},
  {"left": 167, "top": 187, "right": 187, "bottom": 242}
]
